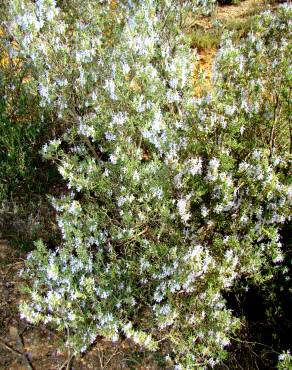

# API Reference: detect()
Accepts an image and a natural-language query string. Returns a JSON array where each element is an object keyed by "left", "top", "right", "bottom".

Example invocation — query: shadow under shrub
[
  {"left": 220, "top": 222, "right": 292, "bottom": 369},
  {"left": 0, "top": 18, "right": 62, "bottom": 248}
]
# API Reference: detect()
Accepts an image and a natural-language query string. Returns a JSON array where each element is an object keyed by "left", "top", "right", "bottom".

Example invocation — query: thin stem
[{"left": 0, "top": 338, "right": 34, "bottom": 370}]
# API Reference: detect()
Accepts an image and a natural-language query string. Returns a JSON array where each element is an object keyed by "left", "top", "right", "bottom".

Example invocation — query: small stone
[{"left": 9, "top": 326, "right": 19, "bottom": 340}]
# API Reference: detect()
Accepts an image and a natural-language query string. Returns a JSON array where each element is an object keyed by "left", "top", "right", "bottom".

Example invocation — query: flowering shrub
[{"left": 5, "top": 1, "right": 291, "bottom": 368}]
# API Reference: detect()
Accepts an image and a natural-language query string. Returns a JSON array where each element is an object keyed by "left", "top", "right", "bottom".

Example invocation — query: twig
[
  {"left": 66, "top": 326, "right": 73, "bottom": 370},
  {"left": 66, "top": 354, "right": 73, "bottom": 370},
  {"left": 19, "top": 332, "right": 35, "bottom": 370},
  {"left": 120, "top": 227, "right": 149, "bottom": 246},
  {"left": 104, "top": 348, "right": 121, "bottom": 369},
  {"left": 269, "top": 95, "right": 279, "bottom": 159},
  {"left": 0, "top": 338, "right": 24, "bottom": 356},
  {"left": 230, "top": 337, "right": 280, "bottom": 354},
  {"left": 97, "top": 347, "right": 104, "bottom": 369},
  {"left": 0, "top": 338, "right": 33, "bottom": 370},
  {"left": 58, "top": 354, "right": 74, "bottom": 370}
]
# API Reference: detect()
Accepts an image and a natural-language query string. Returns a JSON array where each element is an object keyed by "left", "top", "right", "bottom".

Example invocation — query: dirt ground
[{"left": 213, "top": 0, "right": 267, "bottom": 21}]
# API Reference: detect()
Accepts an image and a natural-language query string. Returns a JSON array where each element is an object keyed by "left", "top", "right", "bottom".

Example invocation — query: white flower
[
  {"left": 151, "top": 187, "right": 163, "bottom": 199},
  {"left": 273, "top": 253, "right": 284, "bottom": 264},
  {"left": 206, "top": 158, "right": 220, "bottom": 181},
  {"left": 105, "top": 132, "right": 116, "bottom": 141},
  {"left": 122, "top": 62, "right": 130, "bottom": 75},
  {"left": 214, "top": 204, "right": 223, "bottom": 214},
  {"left": 224, "top": 105, "right": 236, "bottom": 116},
  {"left": 104, "top": 79, "right": 117, "bottom": 100},
  {"left": 252, "top": 149, "right": 261, "bottom": 159},
  {"left": 68, "top": 201, "right": 80, "bottom": 215},
  {"left": 177, "top": 198, "right": 191, "bottom": 222},
  {"left": 209, "top": 157, "right": 220, "bottom": 171},
  {"left": 117, "top": 196, "right": 126, "bottom": 207},
  {"left": 169, "top": 78, "right": 178, "bottom": 88},
  {"left": 39, "top": 83, "right": 49, "bottom": 99},
  {"left": 133, "top": 170, "right": 140, "bottom": 181},
  {"left": 188, "top": 157, "right": 202, "bottom": 175},
  {"left": 152, "top": 110, "right": 164, "bottom": 132},
  {"left": 109, "top": 154, "right": 117, "bottom": 164},
  {"left": 186, "top": 245, "right": 202, "bottom": 260},
  {"left": 166, "top": 90, "right": 180, "bottom": 103},
  {"left": 68, "top": 312, "right": 76, "bottom": 321},
  {"left": 112, "top": 112, "right": 127, "bottom": 126},
  {"left": 240, "top": 215, "right": 249, "bottom": 225},
  {"left": 47, "top": 264, "right": 58, "bottom": 281},
  {"left": 112, "top": 334, "right": 119, "bottom": 342},
  {"left": 201, "top": 205, "right": 209, "bottom": 218}
]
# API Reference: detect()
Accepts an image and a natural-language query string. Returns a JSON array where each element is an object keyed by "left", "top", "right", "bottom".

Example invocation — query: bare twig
[
  {"left": 230, "top": 337, "right": 280, "bottom": 355},
  {"left": 104, "top": 348, "right": 122, "bottom": 369},
  {"left": 58, "top": 353, "right": 74, "bottom": 370},
  {"left": 0, "top": 338, "right": 24, "bottom": 356},
  {"left": 97, "top": 347, "right": 104, "bottom": 369},
  {"left": 0, "top": 338, "right": 33, "bottom": 370},
  {"left": 18, "top": 331, "right": 34, "bottom": 370},
  {"left": 269, "top": 95, "right": 280, "bottom": 159}
]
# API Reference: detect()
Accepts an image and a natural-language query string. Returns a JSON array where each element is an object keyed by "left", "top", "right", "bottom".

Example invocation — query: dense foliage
[{"left": 2, "top": 0, "right": 291, "bottom": 368}]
